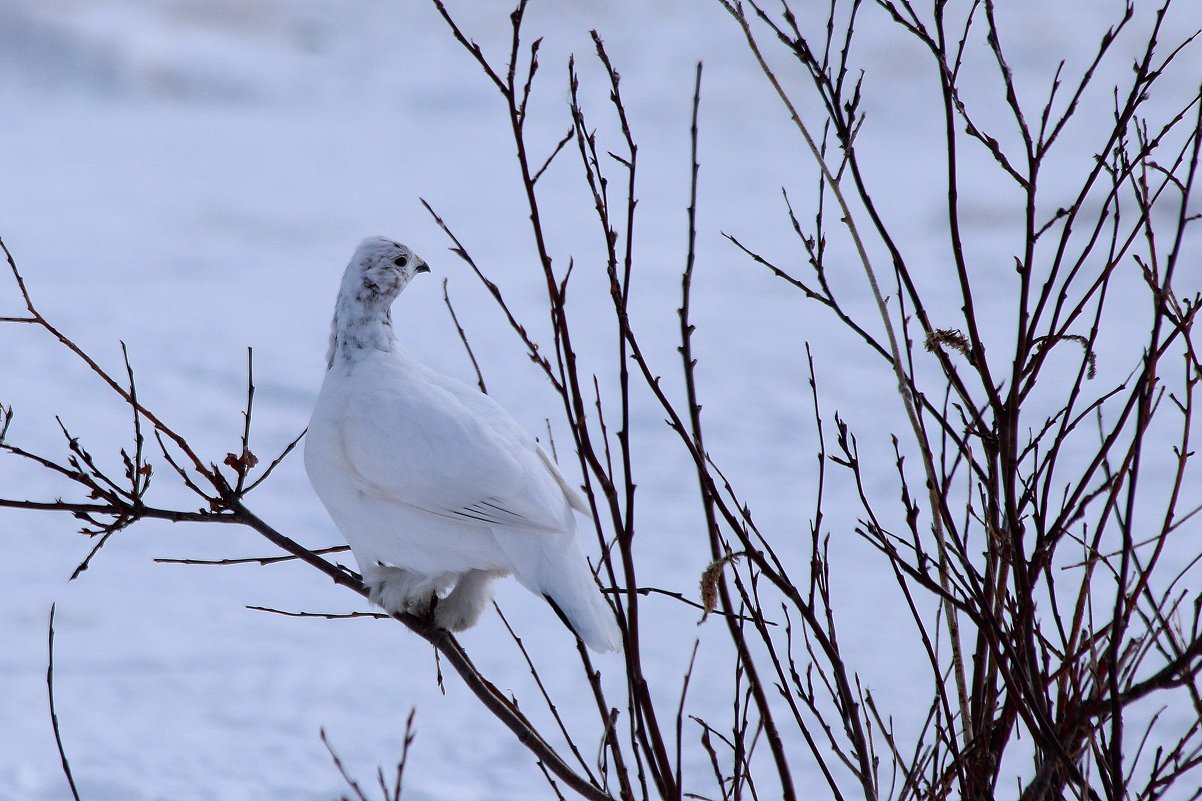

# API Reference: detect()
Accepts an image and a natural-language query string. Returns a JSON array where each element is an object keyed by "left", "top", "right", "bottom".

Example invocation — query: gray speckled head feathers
[{"left": 327, "top": 237, "right": 430, "bottom": 368}]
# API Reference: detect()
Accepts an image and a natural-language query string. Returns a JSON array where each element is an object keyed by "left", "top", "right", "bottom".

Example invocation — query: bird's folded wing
[
  {"left": 337, "top": 381, "right": 570, "bottom": 533},
  {"left": 412, "top": 496, "right": 557, "bottom": 529},
  {"left": 421, "top": 365, "right": 591, "bottom": 515}
]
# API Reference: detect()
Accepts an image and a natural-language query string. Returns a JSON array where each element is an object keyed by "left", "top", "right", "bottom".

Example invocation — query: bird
[{"left": 304, "top": 236, "right": 622, "bottom": 652}]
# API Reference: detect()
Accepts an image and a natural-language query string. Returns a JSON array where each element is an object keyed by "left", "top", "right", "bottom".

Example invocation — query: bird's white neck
[{"left": 326, "top": 288, "right": 398, "bottom": 368}]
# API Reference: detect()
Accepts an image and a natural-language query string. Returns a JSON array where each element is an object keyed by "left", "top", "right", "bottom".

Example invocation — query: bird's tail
[
  {"left": 499, "top": 532, "right": 622, "bottom": 653},
  {"left": 540, "top": 545, "right": 623, "bottom": 653}
]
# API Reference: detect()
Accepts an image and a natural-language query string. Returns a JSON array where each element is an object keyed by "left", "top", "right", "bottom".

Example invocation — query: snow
[{"left": 1, "top": 1, "right": 1200, "bottom": 799}]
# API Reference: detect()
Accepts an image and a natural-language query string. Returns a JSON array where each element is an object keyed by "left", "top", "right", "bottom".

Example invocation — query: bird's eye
[{"left": 393, "top": 256, "right": 408, "bottom": 268}]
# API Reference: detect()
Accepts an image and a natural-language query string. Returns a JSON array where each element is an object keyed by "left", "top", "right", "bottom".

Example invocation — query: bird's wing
[
  {"left": 420, "top": 365, "right": 590, "bottom": 513},
  {"left": 334, "top": 357, "right": 571, "bottom": 533}
]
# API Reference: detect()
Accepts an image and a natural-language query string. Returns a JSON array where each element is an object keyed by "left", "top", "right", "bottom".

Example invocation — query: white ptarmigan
[{"left": 305, "top": 237, "right": 621, "bottom": 652}]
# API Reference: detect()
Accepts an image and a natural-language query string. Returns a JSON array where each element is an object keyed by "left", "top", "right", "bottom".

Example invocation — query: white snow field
[{"left": 1, "top": 2, "right": 1200, "bottom": 800}]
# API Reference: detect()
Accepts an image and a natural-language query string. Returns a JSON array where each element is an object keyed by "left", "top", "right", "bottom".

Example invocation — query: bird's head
[{"left": 342, "top": 236, "right": 431, "bottom": 303}]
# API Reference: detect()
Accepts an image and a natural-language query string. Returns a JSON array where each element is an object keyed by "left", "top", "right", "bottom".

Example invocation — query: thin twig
[
  {"left": 47, "top": 604, "right": 82, "bottom": 801},
  {"left": 442, "top": 277, "right": 488, "bottom": 394},
  {"left": 156, "top": 545, "right": 350, "bottom": 566},
  {"left": 321, "top": 728, "right": 371, "bottom": 801},
  {"left": 246, "top": 606, "right": 389, "bottom": 620}
]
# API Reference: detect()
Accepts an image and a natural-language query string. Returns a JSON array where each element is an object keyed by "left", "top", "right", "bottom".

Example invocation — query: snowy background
[{"left": 2, "top": 1, "right": 1200, "bottom": 799}]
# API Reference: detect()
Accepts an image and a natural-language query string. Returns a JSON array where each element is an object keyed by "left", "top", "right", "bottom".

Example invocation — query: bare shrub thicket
[{"left": 3, "top": 1, "right": 1201, "bottom": 799}]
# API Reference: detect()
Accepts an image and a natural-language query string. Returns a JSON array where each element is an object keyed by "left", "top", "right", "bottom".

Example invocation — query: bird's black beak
[{"left": 416, "top": 261, "right": 430, "bottom": 274}]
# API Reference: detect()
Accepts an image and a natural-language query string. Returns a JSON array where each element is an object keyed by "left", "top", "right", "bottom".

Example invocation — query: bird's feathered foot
[
  {"left": 364, "top": 565, "right": 442, "bottom": 618},
  {"left": 434, "top": 569, "right": 501, "bottom": 632}
]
